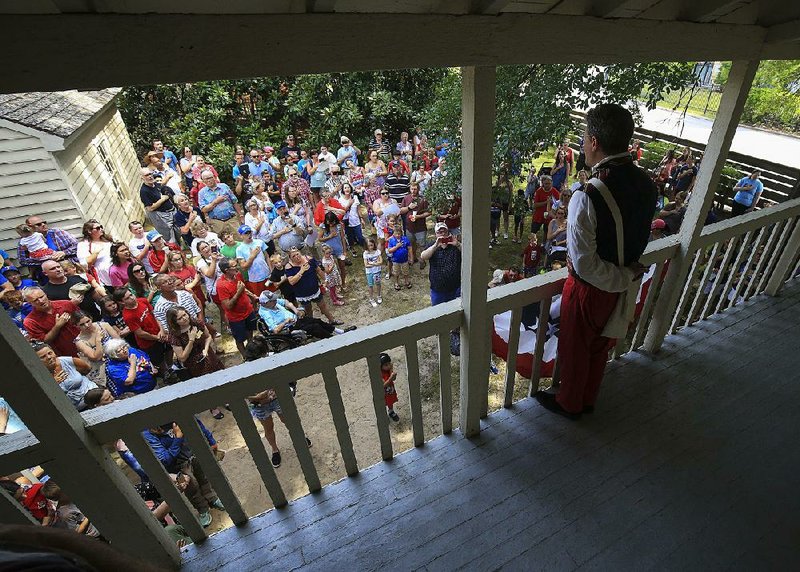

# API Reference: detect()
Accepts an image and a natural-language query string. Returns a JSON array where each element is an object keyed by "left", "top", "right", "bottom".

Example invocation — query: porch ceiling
[{"left": 0, "top": 0, "right": 798, "bottom": 93}]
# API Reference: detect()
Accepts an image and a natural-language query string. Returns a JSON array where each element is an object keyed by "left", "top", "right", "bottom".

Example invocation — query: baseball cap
[
  {"left": 651, "top": 219, "right": 666, "bottom": 230},
  {"left": 145, "top": 230, "right": 162, "bottom": 242},
  {"left": 259, "top": 290, "right": 277, "bottom": 304},
  {"left": 238, "top": 224, "right": 253, "bottom": 235},
  {"left": 263, "top": 146, "right": 274, "bottom": 152},
  {"left": 1, "top": 265, "right": 19, "bottom": 275},
  {"left": 374, "top": 129, "right": 382, "bottom": 135},
  {"left": 340, "top": 136, "right": 350, "bottom": 144},
  {"left": 434, "top": 222, "right": 449, "bottom": 233},
  {"left": 390, "top": 160, "right": 401, "bottom": 168},
  {"left": 273, "top": 200, "right": 287, "bottom": 210},
  {"left": 491, "top": 269, "right": 505, "bottom": 285}
]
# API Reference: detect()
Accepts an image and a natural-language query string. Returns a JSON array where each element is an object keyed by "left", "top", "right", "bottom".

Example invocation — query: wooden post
[
  {"left": 0, "top": 314, "right": 179, "bottom": 567},
  {"left": 643, "top": 59, "right": 760, "bottom": 354},
  {"left": 765, "top": 217, "right": 800, "bottom": 296},
  {"left": 459, "top": 66, "right": 496, "bottom": 437}
]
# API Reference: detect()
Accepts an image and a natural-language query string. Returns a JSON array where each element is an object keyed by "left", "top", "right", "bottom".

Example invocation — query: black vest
[{"left": 587, "top": 156, "right": 656, "bottom": 266}]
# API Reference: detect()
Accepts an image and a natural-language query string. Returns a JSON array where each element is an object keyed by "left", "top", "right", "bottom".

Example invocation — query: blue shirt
[
  {"left": 162, "top": 149, "right": 179, "bottom": 172},
  {"left": 247, "top": 161, "right": 275, "bottom": 179},
  {"left": 257, "top": 299, "right": 296, "bottom": 332},
  {"left": 142, "top": 418, "right": 216, "bottom": 473},
  {"left": 388, "top": 235, "right": 411, "bottom": 264},
  {"left": 733, "top": 176, "right": 764, "bottom": 207},
  {"left": 105, "top": 347, "right": 157, "bottom": 398},
  {"left": 0, "top": 397, "right": 27, "bottom": 434},
  {"left": 236, "top": 239, "right": 270, "bottom": 282},
  {"left": 337, "top": 146, "right": 358, "bottom": 167},
  {"left": 199, "top": 183, "right": 238, "bottom": 221}
]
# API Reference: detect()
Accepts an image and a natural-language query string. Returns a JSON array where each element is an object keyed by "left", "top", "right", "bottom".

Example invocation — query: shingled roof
[{"left": 0, "top": 88, "right": 119, "bottom": 139}]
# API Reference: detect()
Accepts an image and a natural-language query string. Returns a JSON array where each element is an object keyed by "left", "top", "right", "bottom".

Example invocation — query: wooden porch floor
[{"left": 182, "top": 282, "right": 800, "bottom": 571}]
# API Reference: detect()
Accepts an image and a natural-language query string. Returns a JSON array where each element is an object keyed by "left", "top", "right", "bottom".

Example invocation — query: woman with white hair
[{"left": 103, "top": 338, "right": 157, "bottom": 398}]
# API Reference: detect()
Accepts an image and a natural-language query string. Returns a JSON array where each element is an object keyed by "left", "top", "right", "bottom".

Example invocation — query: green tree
[
  {"left": 419, "top": 63, "right": 696, "bottom": 207},
  {"left": 118, "top": 70, "right": 447, "bottom": 183}
]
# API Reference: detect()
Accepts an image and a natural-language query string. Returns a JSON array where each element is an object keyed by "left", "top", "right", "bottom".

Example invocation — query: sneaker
[
  {"left": 504, "top": 233, "right": 509, "bottom": 239},
  {"left": 377, "top": 297, "right": 383, "bottom": 304},
  {"left": 489, "top": 244, "right": 493, "bottom": 249},
  {"left": 289, "top": 382, "right": 297, "bottom": 397},
  {"left": 343, "top": 325, "right": 357, "bottom": 332},
  {"left": 210, "top": 498, "right": 226, "bottom": 511},
  {"left": 271, "top": 451, "right": 282, "bottom": 468},
  {"left": 306, "top": 436, "right": 312, "bottom": 448},
  {"left": 388, "top": 410, "right": 400, "bottom": 422},
  {"left": 370, "top": 299, "right": 378, "bottom": 308},
  {"left": 385, "top": 272, "right": 391, "bottom": 279},
  {"left": 198, "top": 511, "right": 212, "bottom": 528}
]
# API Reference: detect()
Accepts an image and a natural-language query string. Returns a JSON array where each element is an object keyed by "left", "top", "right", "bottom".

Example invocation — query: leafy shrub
[{"left": 741, "top": 87, "right": 800, "bottom": 132}]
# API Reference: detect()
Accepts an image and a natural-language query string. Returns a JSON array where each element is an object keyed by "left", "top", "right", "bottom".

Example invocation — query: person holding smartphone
[{"left": 419, "top": 222, "right": 461, "bottom": 306}]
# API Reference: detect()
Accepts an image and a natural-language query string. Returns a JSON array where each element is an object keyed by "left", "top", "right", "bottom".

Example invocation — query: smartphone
[{"left": 211, "top": 244, "right": 219, "bottom": 254}]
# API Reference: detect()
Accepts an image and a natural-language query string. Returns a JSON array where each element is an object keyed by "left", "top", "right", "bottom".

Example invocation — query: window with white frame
[{"left": 95, "top": 140, "right": 126, "bottom": 202}]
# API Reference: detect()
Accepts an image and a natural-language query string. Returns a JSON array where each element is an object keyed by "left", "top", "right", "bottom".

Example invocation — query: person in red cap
[
  {"left": 650, "top": 218, "right": 667, "bottom": 241},
  {"left": 535, "top": 104, "right": 656, "bottom": 420}
]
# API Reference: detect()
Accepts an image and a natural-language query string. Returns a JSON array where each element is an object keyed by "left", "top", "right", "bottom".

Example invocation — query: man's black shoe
[{"left": 534, "top": 391, "right": 582, "bottom": 421}]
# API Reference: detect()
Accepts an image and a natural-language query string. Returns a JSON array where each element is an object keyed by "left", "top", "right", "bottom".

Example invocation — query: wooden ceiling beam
[
  {"left": 470, "top": 0, "right": 513, "bottom": 14},
  {"left": 0, "top": 13, "right": 777, "bottom": 94},
  {"left": 765, "top": 19, "right": 800, "bottom": 44},
  {"left": 679, "top": 0, "right": 747, "bottom": 23},
  {"left": 589, "top": 0, "right": 649, "bottom": 19}
]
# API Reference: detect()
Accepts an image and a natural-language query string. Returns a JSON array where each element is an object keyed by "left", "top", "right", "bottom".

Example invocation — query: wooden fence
[{"left": 569, "top": 112, "right": 800, "bottom": 212}]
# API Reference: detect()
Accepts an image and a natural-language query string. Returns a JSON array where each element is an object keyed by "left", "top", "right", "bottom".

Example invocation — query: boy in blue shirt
[{"left": 387, "top": 219, "right": 412, "bottom": 290}]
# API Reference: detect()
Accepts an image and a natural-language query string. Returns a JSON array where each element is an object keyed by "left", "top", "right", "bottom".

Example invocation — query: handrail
[
  {"left": 0, "top": 430, "right": 46, "bottom": 476},
  {"left": 486, "top": 235, "right": 680, "bottom": 314},
  {"left": 84, "top": 298, "right": 462, "bottom": 443},
  {"left": 699, "top": 196, "right": 800, "bottom": 246}
]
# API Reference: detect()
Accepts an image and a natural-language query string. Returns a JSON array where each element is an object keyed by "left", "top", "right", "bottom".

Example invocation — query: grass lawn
[{"left": 652, "top": 87, "right": 721, "bottom": 120}]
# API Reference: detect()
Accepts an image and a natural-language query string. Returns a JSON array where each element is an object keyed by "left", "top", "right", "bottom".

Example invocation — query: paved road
[{"left": 640, "top": 106, "right": 800, "bottom": 169}]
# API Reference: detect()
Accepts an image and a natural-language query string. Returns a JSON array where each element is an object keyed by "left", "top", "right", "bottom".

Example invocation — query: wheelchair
[{"left": 255, "top": 318, "right": 308, "bottom": 354}]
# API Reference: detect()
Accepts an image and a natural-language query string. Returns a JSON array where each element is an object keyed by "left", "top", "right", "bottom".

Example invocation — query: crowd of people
[
  {"left": 0, "top": 128, "right": 455, "bottom": 540},
  {"left": 0, "top": 116, "right": 770, "bottom": 543}
]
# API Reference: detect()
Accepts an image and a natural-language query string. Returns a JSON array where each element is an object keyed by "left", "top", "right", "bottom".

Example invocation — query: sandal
[
  {"left": 406, "top": 283, "right": 413, "bottom": 289},
  {"left": 394, "top": 285, "right": 401, "bottom": 291}
]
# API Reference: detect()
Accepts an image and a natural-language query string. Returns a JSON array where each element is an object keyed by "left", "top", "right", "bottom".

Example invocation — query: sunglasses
[
  {"left": 380, "top": 192, "right": 389, "bottom": 196},
  {"left": 133, "top": 268, "right": 145, "bottom": 273},
  {"left": 92, "top": 225, "right": 104, "bottom": 231},
  {"left": 34, "top": 221, "right": 47, "bottom": 226}
]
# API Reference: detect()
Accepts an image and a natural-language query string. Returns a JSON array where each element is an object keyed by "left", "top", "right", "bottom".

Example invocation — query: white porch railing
[{"left": 1, "top": 199, "right": 798, "bottom": 566}]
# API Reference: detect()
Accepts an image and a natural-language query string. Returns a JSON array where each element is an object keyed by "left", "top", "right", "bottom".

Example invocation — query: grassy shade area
[{"left": 652, "top": 86, "right": 722, "bottom": 120}]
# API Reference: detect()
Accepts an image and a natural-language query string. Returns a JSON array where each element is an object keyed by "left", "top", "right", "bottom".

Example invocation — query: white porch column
[
  {"left": 643, "top": 59, "right": 760, "bottom": 354},
  {"left": 459, "top": 66, "right": 496, "bottom": 437},
  {"left": 0, "top": 315, "right": 180, "bottom": 567}
]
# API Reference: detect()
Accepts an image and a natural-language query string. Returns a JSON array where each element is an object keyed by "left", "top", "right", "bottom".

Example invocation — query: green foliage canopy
[
  {"left": 119, "top": 70, "right": 448, "bottom": 183},
  {"left": 418, "top": 63, "right": 695, "bottom": 207}
]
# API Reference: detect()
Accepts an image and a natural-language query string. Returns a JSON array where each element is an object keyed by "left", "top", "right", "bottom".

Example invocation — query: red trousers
[{"left": 556, "top": 275, "right": 619, "bottom": 414}]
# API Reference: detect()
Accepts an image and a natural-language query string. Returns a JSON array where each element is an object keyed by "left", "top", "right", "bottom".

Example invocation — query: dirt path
[{"left": 194, "top": 258, "right": 459, "bottom": 534}]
